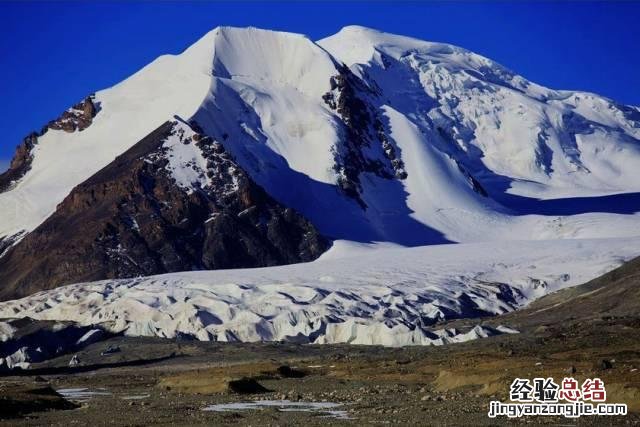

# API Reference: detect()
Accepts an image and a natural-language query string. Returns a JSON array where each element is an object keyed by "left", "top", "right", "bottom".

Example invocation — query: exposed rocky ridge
[
  {"left": 0, "top": 232, "right": 26, "bottom": 259},
  {"left": 46, "top": 96, "right": 97, "bottom": 133},
  {"left": 322, "top": 62, "right": 488, "bottom": 209},
  {"left": 0, "top": 119, "right": 328, "bottom": 301},
  {"left": 0, "top": 96, "right": 97, "bottom": 194},
  {"left": 0, "top": 133, "right": 38, "bottom": 193},
  {"left": 322, "top": 65, "right": 408, "bottom": 206}
]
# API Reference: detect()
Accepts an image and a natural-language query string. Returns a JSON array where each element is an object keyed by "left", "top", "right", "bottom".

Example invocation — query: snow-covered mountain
[
  {"left": 0, "top": 26, "right": 639, "bottom": 344},
  {"left": 2, "top": 26, "right": 639, "bottom": 246}
]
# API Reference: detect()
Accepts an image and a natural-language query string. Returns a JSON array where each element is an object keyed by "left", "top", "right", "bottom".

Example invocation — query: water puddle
[
  {"left": 202, "top": 399, "right": 351, "bottom": 419},
  {"left": 56, "top": 387, "right": 112, "bottom": 402}
]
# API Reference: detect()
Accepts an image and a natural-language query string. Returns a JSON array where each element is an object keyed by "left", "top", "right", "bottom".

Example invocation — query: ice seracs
[{"left": 1, "top": 238, "right": 638, "bottom": 346}]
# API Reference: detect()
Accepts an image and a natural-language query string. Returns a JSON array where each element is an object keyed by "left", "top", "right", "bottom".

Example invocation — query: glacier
[{"left": 1, "top": 238, "right": 638, "bottom": 346}]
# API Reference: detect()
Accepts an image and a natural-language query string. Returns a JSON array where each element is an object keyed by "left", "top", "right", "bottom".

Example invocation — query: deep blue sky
[{"left": 1, "top": 1, "right": 639, "bottom": 169}]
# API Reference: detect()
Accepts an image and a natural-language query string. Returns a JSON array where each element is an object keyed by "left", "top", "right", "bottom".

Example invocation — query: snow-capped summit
[
  {"left": 320, "top": 25, "right": 640, "bottom": 193},
  {"left": 0, "top": 25, "right": 639, "bottom": 300}
]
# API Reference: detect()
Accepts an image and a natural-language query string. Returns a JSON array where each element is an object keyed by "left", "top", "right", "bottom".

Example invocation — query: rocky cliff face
[
  {"left": 47, "top": 96, "right": 97, "bottom": 133},
  {"left": 322, "top": 65, "right": 407, "bottom": 207},
  {"left": 0, "top": 119, "right": 328, "bottom": 300},
  {"left": 0, "top": 133, "right": 38, "bottom": 193}
]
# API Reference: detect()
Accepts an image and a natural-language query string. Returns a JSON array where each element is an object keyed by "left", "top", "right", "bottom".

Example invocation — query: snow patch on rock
[{"left": 162, "top": 119, "right": 213, "bottom": 193}]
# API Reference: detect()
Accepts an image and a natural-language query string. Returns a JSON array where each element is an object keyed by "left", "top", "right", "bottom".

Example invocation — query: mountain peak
[
  {"left": 0, "top": 25, "right": 639, "bottom": 269},
  {"left": 335, "top": 24, "right": 383, "bottom": 34}
]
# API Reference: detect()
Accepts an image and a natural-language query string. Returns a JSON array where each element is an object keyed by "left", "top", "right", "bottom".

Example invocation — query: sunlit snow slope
[{"left": 318, "top": 26, "right": 640, "bottom": 242}]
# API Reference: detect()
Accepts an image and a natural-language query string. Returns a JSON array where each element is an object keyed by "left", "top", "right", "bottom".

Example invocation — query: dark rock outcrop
[
  {"left": 0, "top": 133, "right": 38, "bottom": 193},
  {"left": 0, "top": 96, "right": 98, "bottom": 193},
  {"left": 323, "top": 65, "right": 407, "bottom": 207},
  {"left": 0, "top": 120, "right": 329, "bottom": 301},
  {"left": 455, "top": 160, "right": 488, "bottom": 197},
  {"left": 47, "top": 96, "right": 97, "bottom": 133},
  {"left": 0, "top": 232, "right": 26, "bottom": 258},
  {"left": 227, "top": 378, "right": 270, "bottom": 394}
]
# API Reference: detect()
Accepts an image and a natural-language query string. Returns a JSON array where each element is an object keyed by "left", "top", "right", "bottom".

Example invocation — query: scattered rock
[
  {"left": 599, "top": 359, "right": 613, "bottom": 370},
  {"left": 227, "top": 378, "right": 270, "bottom": 394},
  {"left": 68, "top": 354, "right": 80, "bottom": 367},
  {"left": 100, "top": 345, "right": 121, "bottom": 356},
  {"left": 277, "top": 365, "right": 307, "bottom": 378}
]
